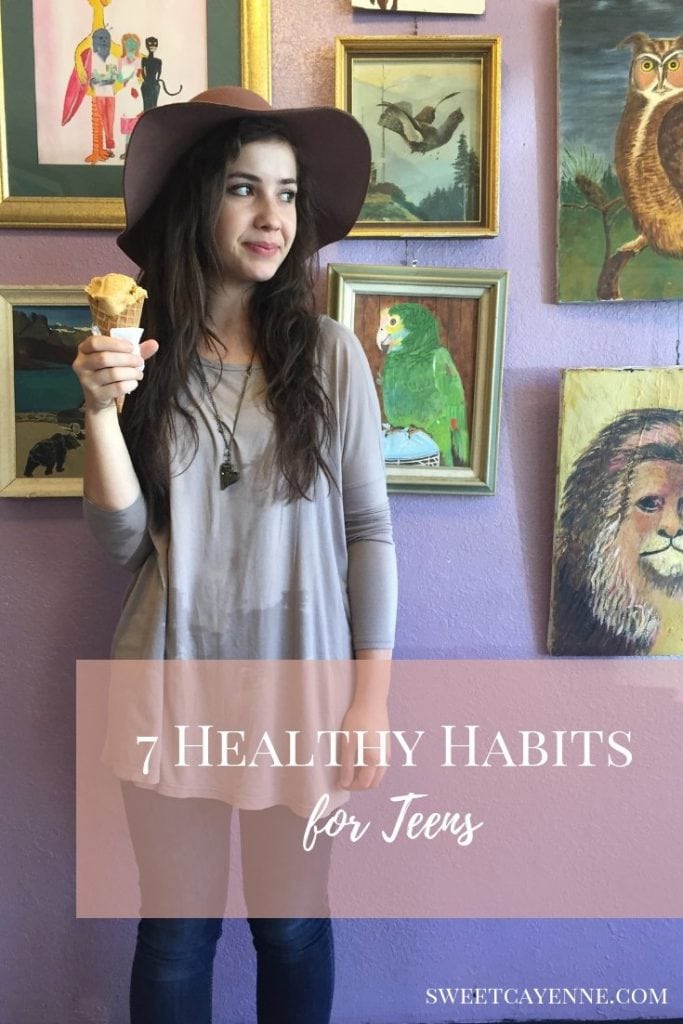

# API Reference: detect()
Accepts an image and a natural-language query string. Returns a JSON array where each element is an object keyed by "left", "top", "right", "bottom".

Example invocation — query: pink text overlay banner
[{"left": 76, "top": 659, "right": 682, "bottom": 918}]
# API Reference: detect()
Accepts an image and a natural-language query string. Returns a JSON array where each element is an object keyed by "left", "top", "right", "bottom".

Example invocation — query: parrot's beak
[{"left": 376, "top": 330, "right": 399, "bottom": 354}]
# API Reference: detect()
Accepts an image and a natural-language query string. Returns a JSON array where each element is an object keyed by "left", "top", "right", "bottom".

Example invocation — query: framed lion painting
[{"left": 548, "top": 367, "right": 683, "bottom": 656}]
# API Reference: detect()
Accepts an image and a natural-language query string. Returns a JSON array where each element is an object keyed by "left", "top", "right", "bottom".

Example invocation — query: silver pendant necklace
[{"left": 196, "top": 355, "right": 254, "bottom": 489}]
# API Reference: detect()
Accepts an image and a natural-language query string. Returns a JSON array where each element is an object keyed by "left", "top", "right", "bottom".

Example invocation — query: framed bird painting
[
  {"left": 558, "top": 0, "right": 683, "bottom": 302},
  {"left": 327, "top": 264, "right": 508, "bottom": 493},
  {"left": 335, "top": 36, "right": 501, "bottom": 237}
]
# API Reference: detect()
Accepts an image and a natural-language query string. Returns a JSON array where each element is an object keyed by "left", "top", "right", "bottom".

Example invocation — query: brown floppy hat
[{"left": 117, "top": 86, "right": 371, "bottom": 265}]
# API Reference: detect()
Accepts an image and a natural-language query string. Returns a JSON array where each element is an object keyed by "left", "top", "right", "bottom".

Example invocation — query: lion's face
[{"left": 618, "top": 460, "right": 683, "bottom": 596}]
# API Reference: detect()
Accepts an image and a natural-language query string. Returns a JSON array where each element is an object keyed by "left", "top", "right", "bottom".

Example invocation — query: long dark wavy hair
[{"left": 120, "top": 117, "right": 335, "bottom": 529}]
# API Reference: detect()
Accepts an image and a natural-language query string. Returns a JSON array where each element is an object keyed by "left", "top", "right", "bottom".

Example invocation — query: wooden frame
[
  {"left": 1, "top": 287, "right": 91, "bottom": 497},
  {"left": 327, "top": 264, "right": 507, "bottom": 493},
  {"left": 335, "top": 35, "right": 500, "bottom": 237},
  {"left": 0, "top": 0, "right": 271, "bottom": 230}
]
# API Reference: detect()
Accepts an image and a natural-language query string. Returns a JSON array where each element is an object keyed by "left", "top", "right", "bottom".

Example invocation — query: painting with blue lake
[{"left": 12, "top": 304, "right": 89, "bottom": 486}]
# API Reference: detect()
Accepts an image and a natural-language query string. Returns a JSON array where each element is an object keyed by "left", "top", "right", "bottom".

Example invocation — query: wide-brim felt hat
[{"left": 117, "top": 86, "right": 371, "bottom": 265}]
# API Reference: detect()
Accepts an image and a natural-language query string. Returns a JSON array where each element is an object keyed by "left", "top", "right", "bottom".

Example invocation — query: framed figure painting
[
  {"left": 0, "top": 0, "right": 271, "bottom": 229},
  {"left": 0, "top": 287, "right": 92, "bottom": 497},
  {"left": 335, "top": 35, "right": 500, "bottom": 237},
  {"left": 328, "top": 264, "right": 507, "bottom": 493}
]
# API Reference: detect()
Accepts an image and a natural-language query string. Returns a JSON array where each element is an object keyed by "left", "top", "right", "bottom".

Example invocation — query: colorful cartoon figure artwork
[
  {"left": 117, "top": 33, "right": 144, "bottom": 157},
  {"left": 141, "top": 37, "right": 183, "bottom": 111},
  {"left": 89, "top": 28, "right": 120, "bottom": 158},
  {"left": 60, "top": 3, "right": 182, "bottom": 163},
  {"left": 558, "top": 0, "right": 683, "bottom": 302},
  {"left": 61, "top": 0, "right": 123, "bottom": 163},
  {"left": 549, "top": 369, "right": 683, "bottom": 656},
  {"left": 376, "top": 302, "right": 470, "bottom": 467}
]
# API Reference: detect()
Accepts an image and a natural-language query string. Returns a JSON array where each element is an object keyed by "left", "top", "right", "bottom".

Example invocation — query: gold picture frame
[
  {"left": 335, "top": 35, "right": 501, "bottom": 237},
  {"left": 0, "top": 0, "right": 271, "bottom": 230},
  {"left": 327, "top": 263, "right": 508, "bottom": 493},
  {"left": 1, "top": 287, "right": 91, "bottom": 498}
]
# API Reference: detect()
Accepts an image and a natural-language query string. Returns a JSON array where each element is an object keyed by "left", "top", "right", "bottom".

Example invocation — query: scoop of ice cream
[{"left": 84, "top": 273, "right": 148, "bottom": 317}]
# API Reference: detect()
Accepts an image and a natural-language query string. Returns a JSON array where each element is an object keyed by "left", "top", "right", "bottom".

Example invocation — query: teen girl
[{"left": 74, "top": 87, "right": 397, "bottom": 1024}]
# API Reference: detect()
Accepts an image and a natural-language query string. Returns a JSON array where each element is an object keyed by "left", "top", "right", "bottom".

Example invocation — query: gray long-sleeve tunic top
[{"left": 84, "top": 317, "right": 397, "bottom": 812}]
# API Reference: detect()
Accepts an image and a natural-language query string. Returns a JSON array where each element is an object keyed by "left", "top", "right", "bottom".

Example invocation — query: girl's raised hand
[{"left": 73, "top": 334, "right": 159, "bottom": 412}]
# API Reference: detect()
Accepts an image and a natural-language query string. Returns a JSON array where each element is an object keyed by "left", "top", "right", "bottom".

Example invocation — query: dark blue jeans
[
  {"left": 130, "top": 916, "right": 334, "bottom": 1023},
  {"left": 122, "top": 782, "right": 334, "bottom": 1024}
]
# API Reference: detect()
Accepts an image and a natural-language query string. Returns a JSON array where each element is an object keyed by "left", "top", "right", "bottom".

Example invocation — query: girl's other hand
[{"left": 339, "top": 699, "right": 391, "bottom": 791}]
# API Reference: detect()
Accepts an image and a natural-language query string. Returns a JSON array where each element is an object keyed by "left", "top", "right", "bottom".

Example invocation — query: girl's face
[{"left": 214, "top": 138, "right": 298, "bottom": 291}]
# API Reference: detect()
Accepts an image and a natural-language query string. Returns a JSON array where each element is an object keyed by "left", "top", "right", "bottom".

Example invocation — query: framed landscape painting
[
  {"left": 548, "top": 368, "right": 683, "bottom": 656},
  {"left": 335, "top": 35, "right": 500, "bottom": 237},
  {"left": 0, "top": 0, "right": 271, "bottom": 230},
  {"left": 327, "top": 264, "right": 507, "bottom": 493},
  {"left": 558, "top": 0, "right": 683, "bottom": 302},
  {"left": 0, "top": 287, "right": 90, "bottom": 498}
]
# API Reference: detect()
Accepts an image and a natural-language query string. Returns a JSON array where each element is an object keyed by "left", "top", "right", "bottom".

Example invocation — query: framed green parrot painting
[{"left": 327, "top": 264, "right": 508, "bottom": 494}]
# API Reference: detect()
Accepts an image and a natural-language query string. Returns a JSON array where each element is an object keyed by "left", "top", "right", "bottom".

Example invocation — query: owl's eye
[
  {"left": 666, "top": 58, "right": 680, "bottom": 72},
  {"left": 640, "top": 58, "right": 655, "bottom": 72}
]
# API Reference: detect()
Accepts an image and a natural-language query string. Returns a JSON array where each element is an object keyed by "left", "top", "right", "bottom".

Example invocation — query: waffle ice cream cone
[
  {"left": 85, "top": 274, "right": 148, "bottom": 412},
  {"left": 88, "top": 294, "right": 145, "bottom": 336}
]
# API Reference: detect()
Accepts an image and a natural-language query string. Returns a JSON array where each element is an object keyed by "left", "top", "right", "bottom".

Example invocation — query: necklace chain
[{"left": 196, "top": 356, "right": 254, "bottom": 489}]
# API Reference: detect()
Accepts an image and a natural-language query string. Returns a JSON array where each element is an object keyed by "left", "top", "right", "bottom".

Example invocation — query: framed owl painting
[
  {"left": 327, "top": 264, "right": 508, "bottom": 494},
  {"left": 558, "top": 0, "right": 683, "bottom": 302}
]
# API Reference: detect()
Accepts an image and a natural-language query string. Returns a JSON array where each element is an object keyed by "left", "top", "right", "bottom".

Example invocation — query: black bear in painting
[{"left": 24, "top": 431, "right": 83, "bottom": 477}]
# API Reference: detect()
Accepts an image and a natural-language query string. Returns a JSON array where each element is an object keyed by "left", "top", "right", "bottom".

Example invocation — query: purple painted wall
[{"left": 1, "top": 0, "right": 681, "bottom": 1021}]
